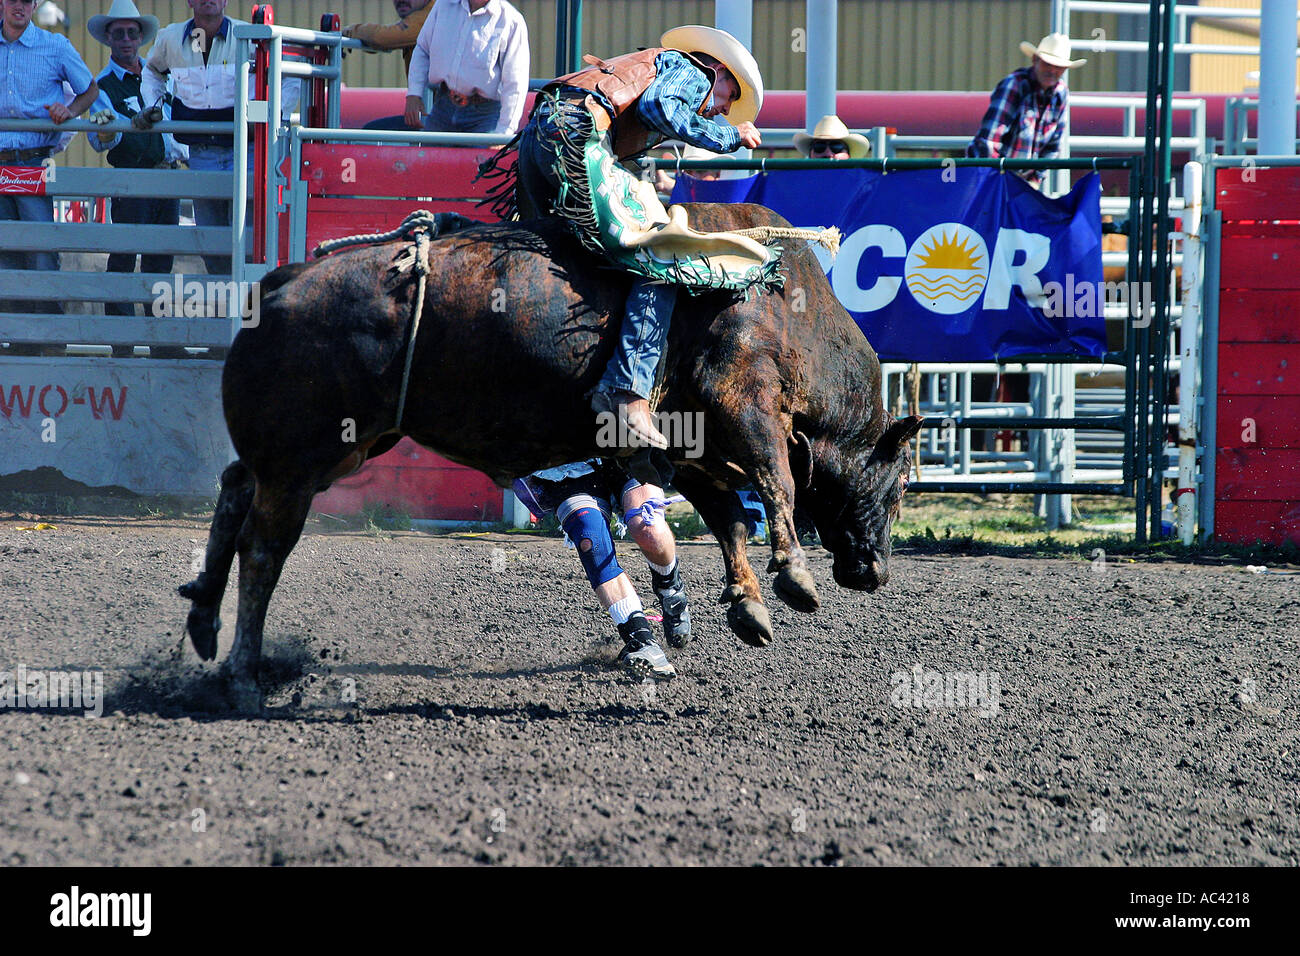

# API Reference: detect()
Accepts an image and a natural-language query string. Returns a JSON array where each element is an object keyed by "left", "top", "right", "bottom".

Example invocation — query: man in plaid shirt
[{"left": 967, "top": 33, "right": 1086, "bottom": 187}]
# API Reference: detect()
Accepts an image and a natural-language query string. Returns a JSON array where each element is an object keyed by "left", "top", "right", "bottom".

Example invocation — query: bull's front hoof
[
  {"left": 773, "top": 564, "right": 820, "bottom": 613},
  {"left": 185, "top": 605, "right": 221, "bottom": 661}
]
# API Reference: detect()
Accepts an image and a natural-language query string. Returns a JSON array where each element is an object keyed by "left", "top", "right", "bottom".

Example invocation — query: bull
[{"left": 179, "top": 202, "right": 922, "bottom": 710}]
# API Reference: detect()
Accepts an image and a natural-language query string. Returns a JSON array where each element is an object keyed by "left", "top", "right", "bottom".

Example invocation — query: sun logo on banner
[{"left": 904, "top": 224, "right": 990, "bottom": 315}]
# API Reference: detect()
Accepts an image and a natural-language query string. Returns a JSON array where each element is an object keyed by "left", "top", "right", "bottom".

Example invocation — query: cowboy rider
[{"left": 512, "top": 25, "right": 764, "bottom": 454}]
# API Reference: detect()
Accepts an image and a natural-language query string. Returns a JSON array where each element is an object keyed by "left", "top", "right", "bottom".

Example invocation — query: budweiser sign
[{"left": 0, "top": 166, "right": 47, "bottom": 195}]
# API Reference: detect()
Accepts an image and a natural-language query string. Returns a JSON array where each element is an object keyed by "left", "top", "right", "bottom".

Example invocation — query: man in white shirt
[{"left": 404, "top": 0, "right": 528, "bottom": 135}]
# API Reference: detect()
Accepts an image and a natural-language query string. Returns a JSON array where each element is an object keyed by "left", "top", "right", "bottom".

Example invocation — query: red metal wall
[{"left": 1214, "top": 167, "right": 1300, "bottom": 544}]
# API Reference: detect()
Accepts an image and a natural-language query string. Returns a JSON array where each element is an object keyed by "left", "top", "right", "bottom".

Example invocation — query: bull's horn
[
  {"left": 869, "top": 415, "right": 925, "bottom": 463},
  {"left": 789, "top": 430, "right": 814, "bottom": 489}
]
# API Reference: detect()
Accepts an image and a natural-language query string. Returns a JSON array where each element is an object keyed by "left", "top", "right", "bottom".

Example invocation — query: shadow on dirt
[
  {"left": 102, "top": 633, "right": 316, "bottom": 719},
  {"left": 93, "top": 635, "right": 655, "bottom": 723}
]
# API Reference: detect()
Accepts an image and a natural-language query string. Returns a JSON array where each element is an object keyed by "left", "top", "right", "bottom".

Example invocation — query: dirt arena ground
[{"left": 1, "top": 515, "right": 1296, "bottom": 866}]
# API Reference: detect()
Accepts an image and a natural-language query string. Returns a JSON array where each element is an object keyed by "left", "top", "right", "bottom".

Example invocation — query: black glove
[{"left": 132, "top": 105, "right": 164, "bottom": 131}]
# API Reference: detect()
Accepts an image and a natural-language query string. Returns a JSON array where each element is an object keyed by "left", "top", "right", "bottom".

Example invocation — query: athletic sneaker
[
  {"left": 651, "top": 563, "right": 692, "bottom": 649},
  {"left": 617, "top": 614, "right": 676, "bottom": 681}
]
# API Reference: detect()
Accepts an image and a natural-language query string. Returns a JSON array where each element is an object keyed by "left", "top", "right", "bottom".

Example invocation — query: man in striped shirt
[
  {"left": 514, "top": 26, "right": 763, "bottom": 455},
  {"left": 966, "top": 33, "right": 1086, "bottom": 188}
]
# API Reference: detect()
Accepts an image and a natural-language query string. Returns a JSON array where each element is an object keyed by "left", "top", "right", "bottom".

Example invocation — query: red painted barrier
[
  {"left": 312, "top": 438, "right": 503, "bottom": 522},
  {"left": 1214, "top": 166, "right": 1300, "bottom": 545}
]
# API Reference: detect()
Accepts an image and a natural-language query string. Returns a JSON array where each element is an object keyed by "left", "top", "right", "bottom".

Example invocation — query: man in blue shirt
[
  {"left": 0, "top": 0, "right": 99, "bottom": 334},
  {"left": 512, "top": 25, "right": 763, "bottom": 456}
]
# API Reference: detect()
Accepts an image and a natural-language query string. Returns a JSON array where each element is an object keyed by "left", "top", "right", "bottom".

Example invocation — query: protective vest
[{"left": 542, "top": 47, "right": 712, "bottom": 161}]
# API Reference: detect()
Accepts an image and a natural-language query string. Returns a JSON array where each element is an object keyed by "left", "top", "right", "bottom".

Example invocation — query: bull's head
[{"left": 793, "top": 415, "right": 923, "bottom": 592}]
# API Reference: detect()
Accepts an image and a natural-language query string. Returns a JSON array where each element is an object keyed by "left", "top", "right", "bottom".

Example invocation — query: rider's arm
[{"left": 636, "top": 51, "right": 741, "bottom": 154}]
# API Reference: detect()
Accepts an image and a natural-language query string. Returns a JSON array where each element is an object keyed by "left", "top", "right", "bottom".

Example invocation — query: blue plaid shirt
[
  {"left": 966, "top": 67, "right": 1067, "bottom": 183},
  {"left": 0, "top": 22, "right": 96, "bottom": 151},
  {"left": 635, "top": 50, "right": 741, "bottom": 154}
]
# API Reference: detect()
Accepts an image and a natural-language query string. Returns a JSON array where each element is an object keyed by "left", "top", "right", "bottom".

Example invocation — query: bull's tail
[{"left": 178, "top": 459, "right": 255, "bottom": 661}]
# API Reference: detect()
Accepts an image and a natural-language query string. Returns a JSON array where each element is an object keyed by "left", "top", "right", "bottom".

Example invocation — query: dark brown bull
[{"left": 179, "top": 202, "right": 921, "bottom": 710}]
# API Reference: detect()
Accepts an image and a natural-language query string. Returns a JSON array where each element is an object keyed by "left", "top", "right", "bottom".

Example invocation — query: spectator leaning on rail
[
  {"left": 794, "top": 114, "right": 870, "bottom": 161},
  {"left": 966, "top": 32, "right": 1085, "bottom": 188},
  {"left": 0, "top": 0, "right": 99, "bottom": 339},
  {"left": 136, "top": 0, "right": 247, "bottom": 279},
  {"left": 404, "top": 0, "right": 529, "bottom": 135},
  {"left": 512, "top": 460, "right": 692, "bottom": 682},
  {"left": 86, "top": 0, "right": 189, "bottom": 355},
  {"left": 137, "top": 0, "right": 299, "bottom": 279},
  {"left": 343, "top": 0, "right": 433, "bottom": 131}
]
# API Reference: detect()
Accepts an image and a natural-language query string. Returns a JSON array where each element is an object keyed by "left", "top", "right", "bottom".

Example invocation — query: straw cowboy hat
[
  {"left": 794, "top": 115, "right": 871, "bottom": 158},
  {"left": 1019, "top": 32, "right": 1087, "bottom": 68},
  {"left": 88, "top": 0, "right": 159, "bottom": 47},
  {"left": 661, "top": 25, "right": 765, "bottom": 126}
]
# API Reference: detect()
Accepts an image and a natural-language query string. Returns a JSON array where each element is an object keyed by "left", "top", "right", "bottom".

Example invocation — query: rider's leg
[
  {"left": 592, "top": 277, "right": 677, "bottom": 451},
  {"left": 557, "top": 492, "right": 675, "bottom": 680},
  {"left": 621, "top": 479, "right": 692, "bottom": 649},
  {"left": 515, "top": 101, "right": 564, "bottom": 220}
]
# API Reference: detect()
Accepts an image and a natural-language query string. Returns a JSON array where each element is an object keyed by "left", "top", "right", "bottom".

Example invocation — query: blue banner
[{"left": 671, "top": 168, "right": 1105, "bottom": 362}]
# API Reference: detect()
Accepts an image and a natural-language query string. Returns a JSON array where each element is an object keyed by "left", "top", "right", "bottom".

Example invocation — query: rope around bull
[{"left": 314, "top": 210, "right": 443, "bottom": 432}]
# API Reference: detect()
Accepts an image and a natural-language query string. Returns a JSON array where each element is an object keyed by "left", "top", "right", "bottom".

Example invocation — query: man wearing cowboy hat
[
  {"left": 967, "top": 32, "right": 1086, "bottom": 187},
  {"left": 512, "top": 24, "right": 764, "bottom": 453},
  {"left": 86, "top": 0, "right": 188, "bottom": 350},
  {"left": 795, "top": 114, "right": 870, "bottom": 161}
]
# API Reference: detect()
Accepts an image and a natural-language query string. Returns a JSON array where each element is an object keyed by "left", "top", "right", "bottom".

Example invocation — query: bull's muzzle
[{"left": 832, "top": 553, "right": 888, "bottom": 592}]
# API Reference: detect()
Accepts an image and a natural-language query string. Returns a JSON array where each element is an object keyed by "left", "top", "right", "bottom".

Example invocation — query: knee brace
[{"left": 558, "top": 494, "right": 624, "bottom": 588}]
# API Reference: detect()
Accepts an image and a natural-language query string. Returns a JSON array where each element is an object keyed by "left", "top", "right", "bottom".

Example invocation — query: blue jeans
[
  {"left": 0, "top": 164, "right": 60, "bottom": 315},
  {"left": 519, "top": 103, "right": 678, "bottom": 399},
  {"left": 186, "top": 144, "right": 253, "bottom": 277},
  {"left": 600, "top": 278, "right": 678, "bottom": 399},
  {"left": 423, "top": 86, "right": 501, "bottom": 134}
]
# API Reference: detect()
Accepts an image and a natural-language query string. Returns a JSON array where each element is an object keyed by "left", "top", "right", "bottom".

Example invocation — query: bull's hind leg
[
  {"left": 673, "top": 471, "right": 773, "bottom": 648},
  {"left": 179, "top": 460, "right": 254, "bottom": 660},
  {"left": 223, "top": 481, "right": 315, "bottom": 712}
]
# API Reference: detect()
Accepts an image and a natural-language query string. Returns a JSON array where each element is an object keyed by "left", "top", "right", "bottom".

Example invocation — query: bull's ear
[
  {"left": 869, "top": 415, "right": 924, "bottom": 464},
  {"left": 788, "top": 430, "right": 813, "bottom": 489}
]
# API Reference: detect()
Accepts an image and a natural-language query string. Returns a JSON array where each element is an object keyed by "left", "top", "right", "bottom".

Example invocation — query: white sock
[
  {"left": 608, "top": 595, "right": 643, "bottom": 626},
  {"left": 648, "top": 557, "right": 676, "bottom": 576}
]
